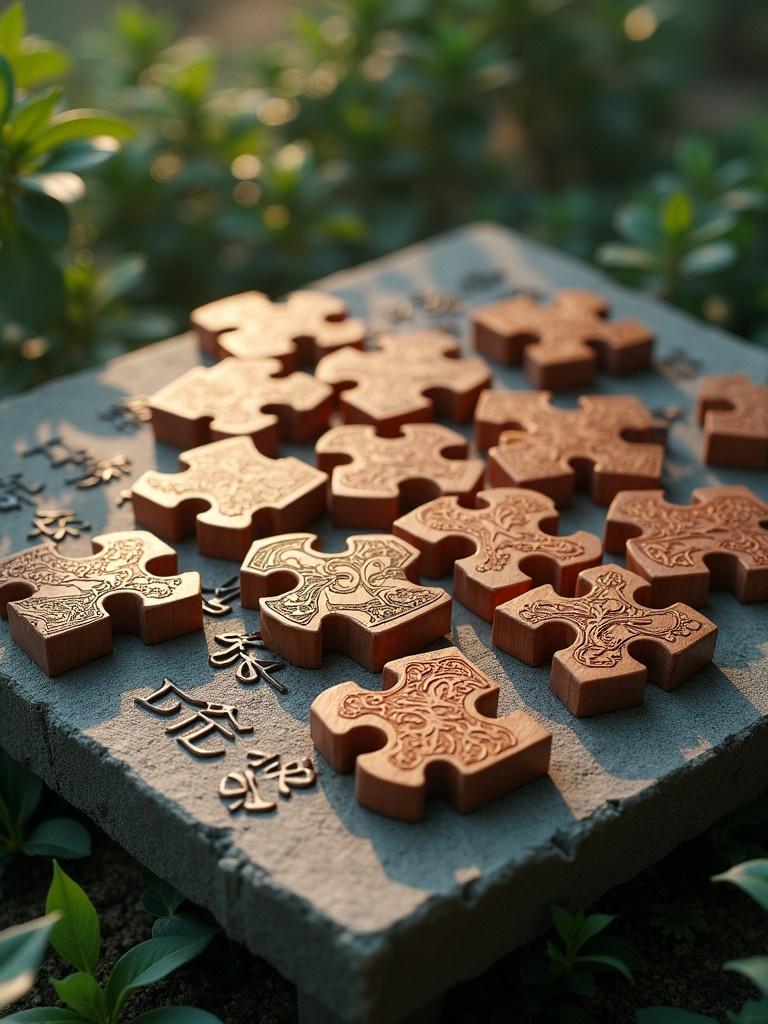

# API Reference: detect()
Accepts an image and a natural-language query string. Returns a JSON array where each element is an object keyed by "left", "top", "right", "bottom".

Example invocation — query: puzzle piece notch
[
  {"left": 492, "top": 564, "right": 717, "bottom": 717},
  {"left": 191, "top": 289, "right": 365, "bottom": 368},
  {"left": 605, "top": 486, "right": 768, "bottom": 606},
  {"left": 315, "top": 423, "right": 485, "bottom": 528},
  {"left": 696, "top": 374, "right": 768, "bottom": 468},
  {"left": 131, "top": 436, "right": 328, "bottom": 560},
  {"left": 315, "top": 330, "right": 492, "bottom": 435},
  {"left": 240, "top": 532, "right": 451, "bottom": 671},
  {"left": 149, "top": 357, "right": 333, "bottom": 454},
  {"left": 310, "top": 646, "right": 552, "bottom": 822},
  {"left": 393, "top": 487, "right": 603, "bottom": 621},
  {"left": 472, "top": 288, "right": 654, "bottom": 391},
  {"left": 476, "top": 390, "right": 666, "bottom": 507},
  {"left": 0, "top": 530, "right": 202, "bottom": 676}
]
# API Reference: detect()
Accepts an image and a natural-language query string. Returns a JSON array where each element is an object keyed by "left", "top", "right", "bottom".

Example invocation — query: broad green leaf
[
  {"left": 13, "top": 45, "right": 71, "bottom": 89},
  {"left": 105, "top": 934, "right": 213, "bottom": 1019},
  {"left": 596, "top": 242, "right": 655, "bottom": 270},
  {"left": 615, "top": 204, "right": 660, "bottom": 249},
  {"left": 93, "top": 254, "right": 145, "bottom": 309},
  {"left": 1, "top": 1010, "right": 85, "bottom": 1022},
  {"left": 151, "top": 913, "right": 216, "bottom": 943},
  {"left": 141, "top": 872, "right": 186, "bottom": 919},
  {"left": 0, "top": 52, "right": 12, "bottom": 128},
  {"left": 636, "top": 1010, "right": 718, "bottom": 1024},
  {"left": 0, "top": 912, "right": 59, "bottom": 1009},
  {"left": 28, "top": 109, "right": 135, "bottom": 158},
  {"left": 18, "top": 172, "right": 85, "bottom": 203},
  {"left": 728, "top": 1000, "right": 768, "bottom": 1024},
  {"left": 574, "top": 952, "right": 633, "bottom": 981},
  {"left": 550, "top": 905, "right": 576, "bottom": 944},
  {"left": 675, "top": 136, "right": 715, "bottom": 182},
  {"left": 45, "top": 860, "right": 100, "bottom": 974},
  {"left": 10, "top": 89, "right": 61, "bottom": 147},
  {"left": 13, "top": 191, "right": 69, "bottom": 246},
  {"left": 662, "top": 191, "right": 693, "bottom": 236},
  {"left": 129, "top": 1009, "right": 223, "bottom": 1024},
  {"left": 574, "top": 912, "right": 614, "bottom": 948},
  {"left": 0, "top": 3, "right": 24, "bottom": 54},
  {"left": 566, "top": 965, "right": 595, "bottom": 997},
  {"left": 0, "top": 228, "right": 64, "bottom": 329},
  {"left": 681, "top": 241, "right": 736, "bottom": 276},
  {"left": 52, "top": 971, "right": 108, "bottom": 1020},
  {"left": 690, "top": 211, "right": 736, "bottom": 245},
  {"left": 725, "top": 956, "right": 768, "bottom": 998},
  {"left": 0, "top": 749, "right": 42, "bottom": 839},
  {"left": 23, "top": 817, "right": 91, "bottom": 859},
  {"left": 39, "top": 139, "right": 119, "bottom": 174}
]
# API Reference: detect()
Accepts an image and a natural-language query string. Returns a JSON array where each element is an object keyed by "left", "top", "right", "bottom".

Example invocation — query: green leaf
[
  {"left": 675, "top": 136, "right": 716, "bottom": 182},
  {"left": 141, "top": 872, "right": 186, "bottom": 919},
  {"left": 23, "top": 817, "right": 91, "bottom": 859},
  {"left": 725, "top": 956, "right": 768, "bottom": 998},
  {"left": 27, "top": 109, "right": 135, "bottom": 158},
  {"left": 13, "top": 46, "right": 71, "bottom": 90},
  {"left": 151, "top": 913, "right": 216, "bottom": 943},
  {"left": 681, "top": 240, "right": 737, "bottom": 275},
  {"left": 129, "top": 1010, "right": 223, "bottom": 1024},
  {"left": 93, "top": 254, "right": 145, "bottom": 309},
  {"left": 615, "top": 204, "right": 660, "bottom": 249},
  {"left": 662, "top": 191, "right": 693, "bottom": 236},
  {"left": 0, "top": 53, "right": 13, "bottom": 129},
  {"left": 45, "top": 861, "right": 100, "bottom": 975},
  {"left": 10, "top": 89, "right": 61, "bottom": 147},
  {"left": 574, "top": 912, "right": 614, "bottom": 947},
  {"left": 728, "top": 1000, "right": 768, "bottom": 1024},
  {"left": 689, "top": 211, "right": 736, "bottom": 244},
  {"left": 550, "top": 905, "right": 576, "bottom": 944},
  {"left": 19, "top": 171, "right": 85, "bottom": 203},
  {"left": 0, "top": 749, "right": 43, "bottom": 840},
  {"left": 596, "top": 242, "right": 655, "bottom": 270},
  {"left": 13, "top": 191, "right": 69, "bottom": 246},
  {"left": 574, "top": 952, "right": 633, "bottom": 982},
  {"left": 566, "top": 966, "right": 595, "bottom": 997},
  {"left": 714, "top": 860, "right": 768, "bottom": 912},
  {"left": 0, "top": 3, "right": 24, "bottom": 53},
  {"left": 0, "top": 228, "right": 64, "bottom": 329},
  {"left": 1, "top": 1011, "right": 85, "bottom": 1022},
  {"left": 39, "top": 139, "right": 118, "bottom": 174},
  {"left": 0, "top": 912, "right": 59, "bottom": 1009},
  {"left": 636, "top": 1011, "right": 717, "bottom": 1024},
  {"left": 105, "top": 934, "right": 213, "bottom": 1020},
  {"left": 52, "top": 971, "right": 108, "bottom": 1020}
]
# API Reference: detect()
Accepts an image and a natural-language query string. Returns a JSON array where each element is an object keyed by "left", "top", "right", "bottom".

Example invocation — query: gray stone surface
[{"left": 1, "top": 223, "right": 767, "bottom": 1024}]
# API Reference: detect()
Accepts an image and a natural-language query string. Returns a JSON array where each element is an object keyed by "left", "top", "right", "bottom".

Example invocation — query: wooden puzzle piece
[
  {"left": 310, "top": 646, "right": 551, "bottom": 822},
  {"left": 472, "top": 289, "right": 654, "bottom": 391},
  {"left": 605, "top": 486, "right": 768, "bottom": 606},
  {"left": 696, "top": 374, "right": 768, "bottom": 468},
  {"left": 492, "top": 564, "right": 717, "bottom": 717},
  {"left": 240, "top": 532, "right": 451, "bottom": 671},
  {"left": 315, "top": 330, "right": 491, "bottom": 435},
  {"left": 131, "top": 436, "right": 328, "bottom": 560},
  {"left": 0, "top": 531, "right": 202, "bottom": 676},
  {"left": 477, "top": 390, "right": 665, "bottom": 506},
  {"left": 149, "top": 357, "right": 333, "bottom": 454},
  {"left": 192, "top": 289, "right": 365, "bottom": 368},
  {"left": 393, "top": 488, "right": 603, "bottom": 621},
  {"left": 315, "top": 424, "right": 484, "bottom": 528}
]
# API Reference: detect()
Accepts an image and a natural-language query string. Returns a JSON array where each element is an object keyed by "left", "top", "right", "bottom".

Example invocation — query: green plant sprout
[
  {"left": 3, "top": 861, "right": 222, "bottom": 1024},
  {"left": 0, "top": 750, "right": 91, "bottom": 871}
]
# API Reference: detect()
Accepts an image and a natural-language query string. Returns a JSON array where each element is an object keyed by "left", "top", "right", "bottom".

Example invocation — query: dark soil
[{"left": 2, "top": 815, "right": 765, "bottom": 1024}]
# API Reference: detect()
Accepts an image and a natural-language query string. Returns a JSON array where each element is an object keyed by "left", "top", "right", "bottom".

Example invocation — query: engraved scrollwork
[
  {"left": 339, "top": 655, "right": 516, "bottom": 770},
  {"left": 519, "top": 569, "right": 702, "bottom": 669}
]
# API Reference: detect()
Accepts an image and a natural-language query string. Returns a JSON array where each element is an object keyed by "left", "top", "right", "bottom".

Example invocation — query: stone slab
[{"left": 1, "top": 223, "right": 767, "bottom": 1023}]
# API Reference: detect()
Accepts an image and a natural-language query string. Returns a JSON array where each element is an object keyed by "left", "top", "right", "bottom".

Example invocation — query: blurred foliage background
[{"left": 1, "top": 0, "right": 767, "bottom": 393}]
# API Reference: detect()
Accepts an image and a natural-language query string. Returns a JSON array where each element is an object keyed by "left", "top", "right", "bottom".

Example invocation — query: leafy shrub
[{"left": 0, "top": 0, "right": 766, "bottom": 395}]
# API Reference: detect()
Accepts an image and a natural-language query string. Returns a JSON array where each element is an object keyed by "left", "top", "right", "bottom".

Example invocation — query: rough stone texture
[{"left": 0, "top": 224, "right": 767, "bottom": 1024}]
